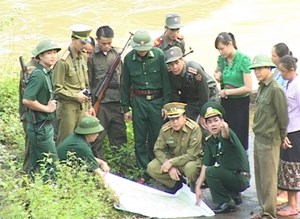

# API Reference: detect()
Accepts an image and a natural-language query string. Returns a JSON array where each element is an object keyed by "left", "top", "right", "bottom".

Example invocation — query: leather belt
[
  {"left": 233, "top": 171, "right": 251, "bottom": 178},
  {"left": 133, "top": 89, "right": 162, "bottom": 101}
]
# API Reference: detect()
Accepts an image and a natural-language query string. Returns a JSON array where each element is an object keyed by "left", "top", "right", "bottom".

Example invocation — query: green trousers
[
  {"left": 132, "top": 96, "right": 164, "bottom": 171},
  {"left": 21, "top": 119, "right": 30, "bottom": 172},
  {"left": 205, "top": 166, "right": 250, "bottom": 205},
  {"left": 254, "top": 138, "right": 280, "bottom": 219},
  {"left": 147, "top": 158, "right": 201, "bottom": 189}
]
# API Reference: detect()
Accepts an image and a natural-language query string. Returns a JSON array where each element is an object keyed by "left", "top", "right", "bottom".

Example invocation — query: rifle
[
  {"left": 93, "top": 32, "right": 134, "bottom": 115},
  {"left": 19, "top": 56, "right": 29, "bottom": 84},
  {"left": 183, "top": 47, "right": 194, "bottom": 57}
]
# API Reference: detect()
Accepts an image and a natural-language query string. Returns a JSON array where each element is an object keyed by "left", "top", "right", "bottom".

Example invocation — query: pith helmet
[
  {"left": 32, "top": 39, "right": 61, "bottom": 57},
  {"left": 249, "top": 54, "right": 276, "bottom": 69},
  {"left": 130, "top": 30, "right": 153, "bottom": 51},
  {"left": 200, "top": 101, "right": 225, "bottom": 119},
  {"left": 71, "top": 24, "right": 92, "bottom": 41},
  {"left": 165, "top": 13, "right": 183, "bottom": 29},
  {"left": 75, "top": 116, "right": 104, "bottom": 135},
  {"left": 164, "top": 102, "right": 186, "bottom": 118},
  {"left": 165, "top": 46, "right": 183, "bottom": 64}
]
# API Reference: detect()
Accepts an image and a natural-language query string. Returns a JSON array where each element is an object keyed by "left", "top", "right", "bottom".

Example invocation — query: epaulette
[
  {"left": 154, "top": 37, "right": 163, "bottom": 47},
  {"left": 185, "top": 119, "right": 196, "bottom": 129},
  {"left": 205, "top": 134, "right": 213, "bottom": 142},
  {"left": 188, "top": 67, "right": 198, "bottom": 75},
  {"left": 61, "top": 50, "right": 70, "bottom": 61},
  {"left": 162, "top": 122, "right": 172, "bottom": 132}
]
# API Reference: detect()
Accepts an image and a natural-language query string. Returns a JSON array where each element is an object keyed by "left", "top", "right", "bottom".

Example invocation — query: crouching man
[
  {"left": 195, "top": 101, "right": 250, "bottom": 214},
  {"left": 147, "top": 102, "right": 202, "bottom": 194},
  {"left": 57, "top": 116, "right": 110, "bottom": 177}
]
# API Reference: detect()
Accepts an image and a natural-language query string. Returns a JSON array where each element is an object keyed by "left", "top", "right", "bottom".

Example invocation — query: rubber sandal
[{"left": 277, "top": 207, "right": 298, "bottom": 217}]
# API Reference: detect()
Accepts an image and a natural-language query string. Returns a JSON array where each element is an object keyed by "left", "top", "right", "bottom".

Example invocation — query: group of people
[{"left": 19, "top": 12, "right": 299, "bottom": 219}]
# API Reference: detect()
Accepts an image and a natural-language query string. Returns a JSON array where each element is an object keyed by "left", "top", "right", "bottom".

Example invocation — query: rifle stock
[
  {"left": 93, "top": 32, "right": 133, "bottom": 115},
  {"left": 19, "top": 56, "right": 28, "bottom": 83}
]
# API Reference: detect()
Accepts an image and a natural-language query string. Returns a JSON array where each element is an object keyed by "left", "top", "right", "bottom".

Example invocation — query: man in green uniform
[
  {"left": 121, "top": 30, "right": 171, "bottom": 176},
  {"left": 147, "top": 102, "right": 202, "bottom": 194},
  {"left": 23, "top": 39, "right": 61, "bottom": 177},
  {"left": 154, "top": 13, "right": 185, "bottom": 54},
  {"left": 165, "top": 46, "right": 209, "bottom": 121},
  {"left": 88, "top": 25, "right": 127, "bottom": 159},
  {"left": 57, "top": 116, "right": 110, "bottom": 177},
  {"left": 195, "top": 101, "right": 250, "bottom": 214},
  {"left": 250, "top": 54, "right": 288, "bottom": 219},
  {"left": 53, "top": 24, "right": 95, "bottom": 145}
]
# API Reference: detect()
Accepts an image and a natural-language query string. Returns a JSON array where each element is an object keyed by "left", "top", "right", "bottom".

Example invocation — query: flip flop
[{"left": 277, "top": 207, "right": 298, "bottom": 217}]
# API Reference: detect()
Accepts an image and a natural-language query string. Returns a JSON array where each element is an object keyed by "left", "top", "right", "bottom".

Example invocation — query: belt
[
  {"left": 133, "top": 89, "right": 162, "bottom": 100},
  {"left": 233, "top": 171, "right": 251, "bottom": 178}
]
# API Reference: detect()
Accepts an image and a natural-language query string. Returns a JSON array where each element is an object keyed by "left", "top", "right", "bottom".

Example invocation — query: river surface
[{"left": 1, "top": 0, "right": 300, "bottom": 89}]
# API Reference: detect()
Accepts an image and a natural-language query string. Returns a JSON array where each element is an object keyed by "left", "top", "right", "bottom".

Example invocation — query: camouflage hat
[
  {"left": 130, "top": 30, "right": 153, "bottom": 51},
  {"left": 164, "top": 102, "right": 186, "bottom": 118},
  {"left": 249, "top": 54, "right": 276, "bottom": 69},
  {"left": 165, "top": 13, "right": 183, "bottom": 29},
  {"left": 165, "top": 46, "right": 183, "bottom": 64},
  {"left": 32, "top": 39, "right": 61, "bottom": 57},
  {"left": 71, "top": 24, "right": 92, "bottom": 42},
  {"left": 200, "top": 101, "right": 225, "bottom": 119},
  {"left": 75, "top": 116, "right": 104, "bottom": 135}
]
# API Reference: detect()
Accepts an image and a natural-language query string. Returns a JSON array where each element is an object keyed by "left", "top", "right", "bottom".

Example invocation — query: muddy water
[{"left": 1, "top": 0, "right": 300, "bottom": 89}]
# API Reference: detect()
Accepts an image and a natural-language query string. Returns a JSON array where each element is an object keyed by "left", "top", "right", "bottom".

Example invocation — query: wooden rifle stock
[{"left": 19, "top": 56, "right": 28, "bottom": 83}]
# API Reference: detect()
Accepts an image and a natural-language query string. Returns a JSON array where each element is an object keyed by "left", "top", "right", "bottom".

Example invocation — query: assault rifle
[{"left": 93, "top": 32, "right": 134, "bottom": 114}]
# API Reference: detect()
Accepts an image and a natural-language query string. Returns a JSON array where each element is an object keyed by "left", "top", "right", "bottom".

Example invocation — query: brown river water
[{"left": 1, "top": 0, "right": 300, "bottom": 90}]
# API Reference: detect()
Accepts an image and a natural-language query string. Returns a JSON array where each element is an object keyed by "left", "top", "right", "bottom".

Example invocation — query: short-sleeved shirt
[
  {"left": 217, "top": 50, "right": 251, "bottom": 90},
  {"left": 23, "top": 63, "right": 55, "bottom": 123},
  {"left": 57, "top": 133, "right": 99, "bottom": 171},
  {"left": 203, "top": 129, "right": 250, "bottom": 173}
]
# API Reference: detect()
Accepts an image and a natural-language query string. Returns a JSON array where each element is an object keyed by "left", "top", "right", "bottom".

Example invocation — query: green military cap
[
  {"left": 71, "top": 24, "right": 92, "bottom": 41},
  {"left": 165, "top": 13, "right": 183, "bottom": 29},
  {"left": 130, "top": 30, "right": 153, "bottom": 51},
  {"left": 249, "top": 54, "right": 276, "bottom": 69},
  {"left": 32, "top": 39, "right": 61, "bottom": 57},
  {"left": 164, "top": 102, "right": 186, "bottom": 118},
  {"left": 75, "top": 116, "right": 104, "bottom": 135},
  {"left": 165, "top": 46, "right": 183, "bottom": 64},
  {"left": 200, "top": 101, "right": 226, "bottom": 119}
]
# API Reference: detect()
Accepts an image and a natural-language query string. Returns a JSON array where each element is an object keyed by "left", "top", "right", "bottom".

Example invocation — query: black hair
[
  {"left": 273, "top": 43, "right": 292, "bottom": 58},
  {"left": 279, "top": 55, "right": 298, "bottom": 71},
  {"left": 88, "top": 36, "right": 95, "bottom": 47},
  {"left": 96, "top": 25, "right": 114, "bottom": 38},
  {"left": 205, "top": 114, "right": 222, "bottom": 122},
  {"left": 214, "top": 32, "right": 237, "bottom": 50}
]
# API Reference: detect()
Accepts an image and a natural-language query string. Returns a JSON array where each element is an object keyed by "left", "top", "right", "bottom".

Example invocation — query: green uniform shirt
[
  {"left": 88, "top": 47, "right": 121, "bottom": 104},
  {"left": 253, "top": 76, "right": 288, "bottom": 144},
  {"left": 23, "top": 63, "right": 55, "bottom": 123},
  {"left": 203, "top": 129, "right": 250, "bottom": 173},
  {"left": 121, "top": 48, "right": 171, "bottom": 113},
  {"left": 53, "top": 47, "right": 90, "bottom": 101},
  {"left": 217, "top": 50, "right": 251, "bottom": 91},
  {"left": 57, "top": 133, "right": 99, "bottom": 171},
  {"left": 153, "top": 118, "right": 202, "bottom": 166}
]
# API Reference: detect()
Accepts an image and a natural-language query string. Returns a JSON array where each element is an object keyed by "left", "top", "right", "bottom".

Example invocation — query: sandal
[{"left": 277, "top": 207, "right": 298, "bottom": 217}]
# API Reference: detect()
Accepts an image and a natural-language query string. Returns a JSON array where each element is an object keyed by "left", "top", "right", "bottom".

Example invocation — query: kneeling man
[
  {"left": 195, "top": 101, "right": 250, "bottom": 213},
  {"left": 147, "top": 102, "right": 203, "bottom": 194}
]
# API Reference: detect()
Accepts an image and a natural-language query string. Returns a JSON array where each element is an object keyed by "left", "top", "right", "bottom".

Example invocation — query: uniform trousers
[
  {"left": 147, "top": 158, "right": 201, "bottom": 188},
  {"left": 254, "top": 138, "right": 280, "bottom": 219},
  {"left": 205, "top": 166, "right": 250, "bottom": 205},
  {"left": 21, "top": 118, "right": 30, "bottom": 172}
]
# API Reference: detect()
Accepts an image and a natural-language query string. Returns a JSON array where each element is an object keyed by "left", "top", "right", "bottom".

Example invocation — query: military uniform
[
  {"left": 147, "top": 102, "right": 202, "bottom": 191},
  {"left": 53, "top": 24, "right": 93, "bottom": 145},
  {"left": 23, "top": 39, "right": 61, "bottom": 175},
  {"left": 121, "top": 30, "right": 171, "bottom": 172},
  {"left": 88, "top": 46, "right": 127, "bottom": 158},
  {"left": 154, "top": 13, "right": 185, "bottom": 54}
]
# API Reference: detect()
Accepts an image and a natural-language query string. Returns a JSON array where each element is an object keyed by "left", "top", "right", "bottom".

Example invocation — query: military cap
[
  {"left": 200, "top": 101, "right": 225, "bottom": 119},
  {"left": 164, "top": 102, "right": 186, "bottom": 118},
  {"left": 71, "top": 24, "right": 92, "bottom": 42},
  {"left": 130, "top": 30, "right": 153, "bottom": 51},
  {"left": 165, "top": 46, "right": 183, "bottom": 64},
  {"left": 249, "top": 54, "right": 276, "bottom": 69},
  {"left": 75, "top": 116, "right": 104, "bottom": 135},
  {"left": 32, "top": 39, "right": 61, "bottom": 57},
  {"left": 165, "top": 13, "right": 183, "bottom": 29}
]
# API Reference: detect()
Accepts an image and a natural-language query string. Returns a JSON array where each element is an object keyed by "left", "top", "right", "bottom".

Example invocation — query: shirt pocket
[
  {"left": 67, "top": 68, "right": 79, "bottom": 84},
  {"left": 95, "top": 65, "right": 106, "bottom": 80}
]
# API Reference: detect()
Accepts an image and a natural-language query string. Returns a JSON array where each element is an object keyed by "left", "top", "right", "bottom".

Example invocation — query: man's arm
[{"left": 195, "top": 165, "right": 207, "bottom": 205}]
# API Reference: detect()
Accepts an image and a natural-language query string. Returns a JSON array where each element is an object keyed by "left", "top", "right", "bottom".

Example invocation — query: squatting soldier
[
  {"left": 121, "top": 30, "right": 171, "bottom": 179},
  {"left": 154, "top": 13, "right": 185, "bottom": 54},
  {"left": 22, "top": 39, "right": 61, "bottom": 176},
  {"left": 88, "top": 25, "right": 127, "bottom": 159},
  {"left": 147, "top": 102, "right": 202, "bottom": 194},
  {"left": 53, "top": 24, "right": 95, "bottom": 145},
  {"left": 165, "top": 46, "right": 209, "bottom": 121}
]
